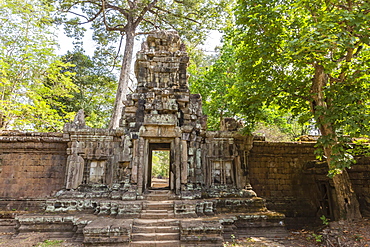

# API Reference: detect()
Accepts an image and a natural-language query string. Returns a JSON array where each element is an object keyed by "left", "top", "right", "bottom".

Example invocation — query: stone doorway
[{"left": 148, "top": 143, "right": 171, "bottom": 190}]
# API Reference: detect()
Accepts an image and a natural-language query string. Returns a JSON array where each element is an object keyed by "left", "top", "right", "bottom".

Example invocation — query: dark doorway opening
[
  {"left": 317, "top": 181, "right": 333, "bottom": 220},
  {"left": 148, "top": 143, "right": 171, "bottom": 190}
]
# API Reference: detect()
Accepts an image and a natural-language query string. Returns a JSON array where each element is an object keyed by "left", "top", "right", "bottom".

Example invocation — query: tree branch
[
  {"left": 68, "top": 7, "right": 103, "bottom": 25},
  {"left": 141, "top": 18, "right": 160, "bottom": 29},
  {"left": 353, "top": 45, "right": 363, "bottom": 57},
  {"left": 133, "top": 0, "right": 159, "bottom": 28},
  {"left": 153, "top": 5, "right": 201, "bottom": 24},
  {"left": 104, "top": 1, "right": 130, "bottom": 18},
  {"left": 148, "top": 9, "right": 178, "bottom": 30},
  {"left": 127, "top": 0, "right": 136, "bottom": 9},
  {"left": 102, "top": 0, "right": 127, "bottom": 32}
]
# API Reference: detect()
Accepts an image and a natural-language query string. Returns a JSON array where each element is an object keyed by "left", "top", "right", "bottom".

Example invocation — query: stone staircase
[
  {"left": 3, "top": 189, "right": 286, "bottom": 247},
  {"left": 140, "top": 202, "right": 175, "bottom": 219},
  {"left": 130, "top": 219, "right": 180, "bottom": 247},
  {"left": 130, "top": 190, "right": 180, "bottom": 247},
  {"left": 143, "top": 189, "right": 176, "bottom": 201}
]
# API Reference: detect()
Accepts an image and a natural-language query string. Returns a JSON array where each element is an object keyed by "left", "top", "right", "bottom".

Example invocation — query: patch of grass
[{"left": 36, "top": 239, "right": 64, "bottom": 247}]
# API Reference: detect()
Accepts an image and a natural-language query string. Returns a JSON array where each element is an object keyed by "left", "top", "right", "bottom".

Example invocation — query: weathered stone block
[{"left": 143, "top": 114, "right": 177, "bottom": 126}]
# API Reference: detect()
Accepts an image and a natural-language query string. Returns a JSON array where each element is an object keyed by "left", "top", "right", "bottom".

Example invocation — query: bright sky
[
  {"left": 56, "top": 27, "right": 221, "bottom": 90},
  {"left": 56, "top": 27, "right": 221, "bottom": 56},
  {"left": 56, "top": 27, "right": 96, "bottom": 56}
]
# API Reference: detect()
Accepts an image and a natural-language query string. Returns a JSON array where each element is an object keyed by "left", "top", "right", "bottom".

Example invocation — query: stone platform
[{"left": 4, "top": 190, "right": 286, "bottom": 247}]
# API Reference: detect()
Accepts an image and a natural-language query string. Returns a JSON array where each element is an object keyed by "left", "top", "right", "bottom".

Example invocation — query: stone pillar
[
  {"left": 170, "top": 139, "right": 176, "bottom": 191},
  {"left": 143, "top": 139, "right": 149, "bottom": 191},
  {"left": 175, "top": 137, "right": 181, "bottom": 195},
  {"left": 180, "top": 140, "right": 188, "bottom": 185},
  {"left": 65, "top": 154, "right": 85, "bottom": 189},
  {"left": 131, "top": 139, "right": 138, "bottom": 184},
  {"left": 137, "top": 137, "right": 145, "bottom": 195}
]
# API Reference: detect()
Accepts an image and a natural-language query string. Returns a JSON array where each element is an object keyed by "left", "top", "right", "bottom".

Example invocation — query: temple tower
[{"left": 120, "top": 31, "right": 207, "bottom": 196}]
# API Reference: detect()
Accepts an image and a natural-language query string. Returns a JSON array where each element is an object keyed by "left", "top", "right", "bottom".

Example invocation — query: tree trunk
[
  {"left": 311, "top": 64, "right": 362, "bottom": 220},
  {"left": 109, "top": 28, "right": 135, "bottom": 129},
  {"left": 332, "top": 169, "right": 362, "bottom": 220}
]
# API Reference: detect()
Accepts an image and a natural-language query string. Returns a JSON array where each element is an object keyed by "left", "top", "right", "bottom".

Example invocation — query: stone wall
[
  {"left": 0, "top": 131, "right": 67, "bottom": 208},
  {"left": 350, "top": 156, "right": 370, "bottom": 217},
  {"left": 1, "top": 131, "right": 370, "bottom": 227},
  {"left": 248, "top": 141, "right": 318, "bottom": 227},
  {"left": 249, "top": 141, "right": 370, "bottom": 227}
]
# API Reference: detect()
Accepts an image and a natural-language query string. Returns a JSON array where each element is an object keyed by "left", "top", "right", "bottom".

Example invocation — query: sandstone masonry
[{"left": 0, "top": 31, "right": 369, "bottom": 246}]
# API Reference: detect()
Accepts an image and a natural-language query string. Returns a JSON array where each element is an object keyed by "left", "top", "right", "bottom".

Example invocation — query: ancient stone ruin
[
  {"left": 62, "top": 30, "right": 257, "bottom": 200},
  {"left": 1, "top": 30, "right": 370, "bottom": 246}
]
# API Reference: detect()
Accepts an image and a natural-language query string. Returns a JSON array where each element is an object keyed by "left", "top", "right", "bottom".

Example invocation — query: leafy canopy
[
  {"left": 53, "top": 0, "right": 230, "bottom": 60},
  {"left": 190, "top": 24, "right": 310, "bottom": 139},
  {"left": 59, "top": 50, "right": 117, "bottom": 128},
  {"left": 52, "top": 0, "right": 232, "bottom": 129},
  {"left": 0, "top": 0, "right": 77, "bottom": 131},
  {"left": 233, "top": 0, "right": 370, "bottom": 171}
]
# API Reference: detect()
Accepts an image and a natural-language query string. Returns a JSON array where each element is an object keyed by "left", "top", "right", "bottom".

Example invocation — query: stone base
[
  {"left": 180, "top": 219, "right": 224, "bottom": 247},
  {"left": 2, "top": 211, "right": 286, "bottom": 247},
  {"left": 83, "top": 218, "right": 132, "bottom": 246},
  {"left": 1, "top": 191, "right": 287, "bottom": 246}
]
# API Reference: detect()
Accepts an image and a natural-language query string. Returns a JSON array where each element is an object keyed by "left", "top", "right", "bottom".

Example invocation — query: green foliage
[
  {"left": 0, "top": 0, "right": 77, "bottom": 131},
  {"left": 320, "top": 215, "right": 329, "bottom": 226},
  {"left": 190, "top": 31, "right": 309, "bottom": 139},
  {"left": 152, "top": 151, "right": 169, "bottom": 178},
  {"left": 312, "top": 233, "right": 323, "bottom": 242},
  {"left": 53, "top": 0, "right": 231, "bottom": 67},
  {"left": 190, "top": 36, "right": 239, "bottom": 130},
  {"left": 59, "top": 50, "right": 117, "bottom": 128},
  {"left": 348, "top": 139, "right": 370, "bottom": 157},
  {"left": 36, "top": 239, "right": 64, "bottom": 247},
  {"left": 233, "top": 0, "right": 370, "bottom": 172}
]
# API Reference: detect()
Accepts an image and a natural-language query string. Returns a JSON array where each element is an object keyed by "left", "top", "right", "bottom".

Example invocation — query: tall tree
[
  {"left": 59, "top": 50, "right": 117, "bottom": 128},
  {"left": 53, "top": 0, "right": 228, "bottom": 129},
  {"left": 190, "top": 32, "right": 309, "bottom": 139},
  {"left": 0, "top": 0, "right": 76, "bottom": 131},
  {"left": 233, "top": 0, "right": 370, "bottom": 220}
]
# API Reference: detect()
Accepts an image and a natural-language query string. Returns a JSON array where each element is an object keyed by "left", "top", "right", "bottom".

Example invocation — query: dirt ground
[
  {"left": 227, "top": 218, "right": 370, "bottom": 247},
  {"left": 1, "top": 218, "right": 370, "bottom": 246}
]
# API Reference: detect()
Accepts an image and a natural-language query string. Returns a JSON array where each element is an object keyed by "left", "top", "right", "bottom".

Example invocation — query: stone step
[
  {"left": 129, "top": 240, "right": 180, "bottom": 247},
  {"left": 131, "top": 233, "right": 179, "bottom": 241},
  {"left": 83, "top": 218, "right": 132, "bottom": 245},
  {"left": 134, "top": 219, "right": 179, "bottom": 227},
  {"left": 140, "top": 212, "right": 175, "bottom": 219},
  {"left": 144, "top": 190, "right": 176, "bottom": 201},
  {"left": 144, "top": 195, "right": 174, "bottom": 201},
  {"left": 143, "top": 201, "right": 173, "bottom": 210},
  {"left": 0, "top": 219, "right": 17, "bottom": 233},
  {"left": 146, "top": 189, "right": 173, "bottom": 194},
  {"left": 132, "top": 226, "right": 179, "bottom": 234},
  {"left": 141, "top": 209, "right": 169, "bottom": 214}
]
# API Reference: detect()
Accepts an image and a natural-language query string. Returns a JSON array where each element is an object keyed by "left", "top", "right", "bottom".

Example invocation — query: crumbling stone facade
[
  {"left": 62, "top": 30, "right": 256, "bottom": 201},
  {"left": 1, "top": 31, "right": 370, "bottom": 246}
]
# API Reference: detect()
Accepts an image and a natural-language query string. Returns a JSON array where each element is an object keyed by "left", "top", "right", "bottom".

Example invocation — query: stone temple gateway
[
  {"left": 2, "top": 30, "right": 370, "bottom": 244},
  {"left": 1, "top": 31, "right": 288, "bottom": 246},
  {"left": 64, "top": 30, "right": 255, "bottom": 200}
]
